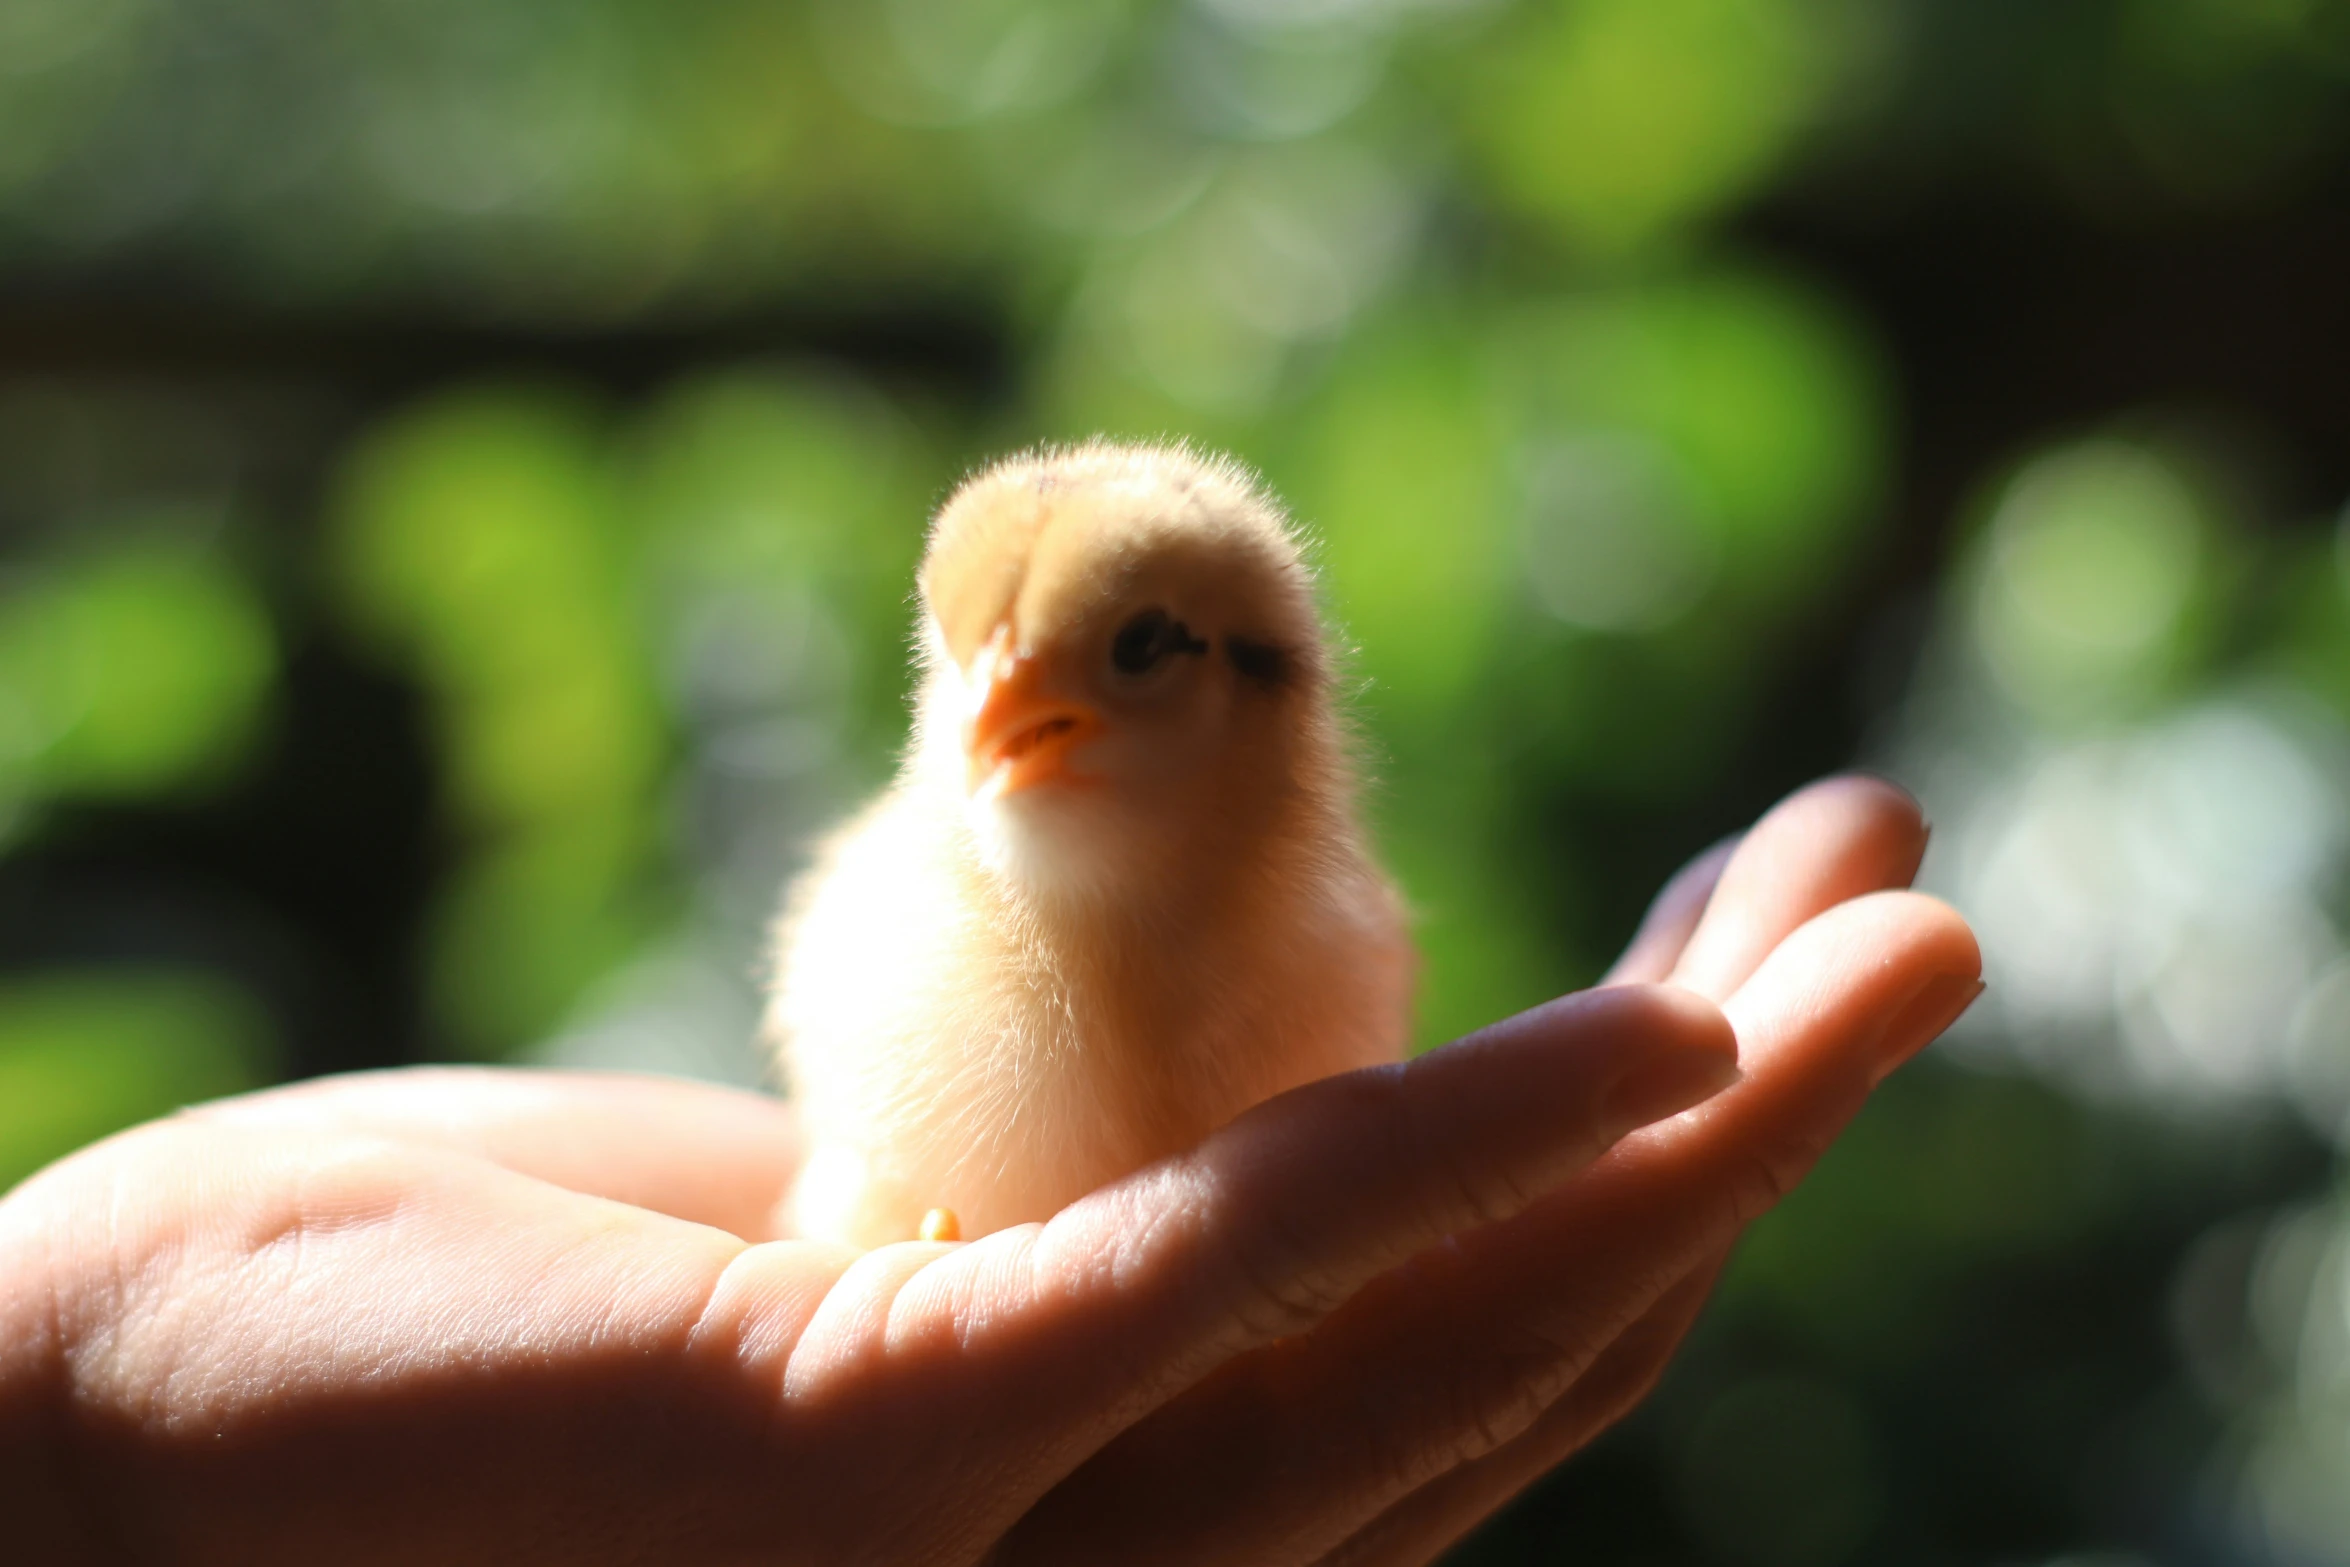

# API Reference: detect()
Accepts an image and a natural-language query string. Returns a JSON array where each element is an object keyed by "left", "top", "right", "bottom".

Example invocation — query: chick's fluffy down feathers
[{"left": 768, "top": 442, "right": 1412, "bottom": 1249}]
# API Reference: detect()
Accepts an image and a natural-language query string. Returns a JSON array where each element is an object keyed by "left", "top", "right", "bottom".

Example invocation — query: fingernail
[
  {"left": 1872, "top": 974, "right": 1985, "bottom": 1083},
  {"left": 1601, "top": 1050, "right": 1745, "bottom": 1141}
]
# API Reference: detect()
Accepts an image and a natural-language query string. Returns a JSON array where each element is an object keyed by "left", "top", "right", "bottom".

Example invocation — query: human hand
[{"left": 0, "top": 775, "right": 1977, "bottom": 1565}]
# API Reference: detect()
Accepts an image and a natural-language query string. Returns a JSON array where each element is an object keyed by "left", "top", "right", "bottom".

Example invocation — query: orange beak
[{"left": 964, "top": 629, "right": 1102, "bottom": 798}]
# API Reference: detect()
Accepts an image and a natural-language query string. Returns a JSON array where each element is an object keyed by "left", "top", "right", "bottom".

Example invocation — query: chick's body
[{"left": 769, "top": 443, "right": 1411, "bottom": 1249}]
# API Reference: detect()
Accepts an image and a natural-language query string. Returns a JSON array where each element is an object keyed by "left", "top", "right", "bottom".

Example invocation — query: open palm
[{"left": 0, "top": 776, "right": 1978, "bottom": 1565}]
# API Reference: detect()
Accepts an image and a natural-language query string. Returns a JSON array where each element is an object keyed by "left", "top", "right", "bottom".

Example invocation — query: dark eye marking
[
  {"left": 1225, "top": 636, "right": 1291, "bottom": 688},
  {"left": 1111, "top": 609, "right": 1208, "bottom": 675}
]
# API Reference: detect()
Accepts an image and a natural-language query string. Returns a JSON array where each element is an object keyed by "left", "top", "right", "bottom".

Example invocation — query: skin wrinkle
[
  {"left": 1435, "top": 1337, "right": 1567, "bottom": 1480},
  {"left": 1319, "top": 1262, "right": 1728, "bottom": 1567},
  {"left": 1369, "top": 1223, "right": 1672, "bottom": 1487},
  {"left": 1075, "top": 1192, "right": 1246, "bottom": 1406},
  {"left": 208, "top": 1138, "right": 487, "bottom": 1413},
  {"left": 1714, "top": 1092, "right": 1854, "bottom": 1231},
  {"left": 1324, "top": 1327, "right": 1555, "bottom": 1518},
  {"left": 52, "top": 1154, "right": 147, "bottom": 1428},
  {"left": 225, "top": 1146, "right": 733, "bottom": 1430},
  {"left": 924, "top": 1263, "right": 1147, "bottom": 1561},
  {"left": 932, "top": 1267, "right": 1116, "bottom": 1563},
  {"left": 531, "top": 1224, "right": 674, "bottom": 1369},
  {"left": 881, "top": 1241, "right": 1001, "bottom": 1365},
  {"left": 962, "top": 1230, "right": 1072, "bottom": 1361},
  {"left": 1, "top": 1184, "right": 118, "bottom": 1561},
  {"left": 1212, "top": 1180, "right": 1349, "bottom": 1342},
  {"left": 33, "top": 1157, "right": 189, "bottom": 1554},
  {"left": 75, "top": 1149, "right": 200, "bottom": 1434},
  {"left": 1396, "top": 1058, "right": 1541, "bottom": 1238},
  {"left": 1084, "top": 1155, "right": 1303, "bottom": 1356},
  {"left": 1043, "top": 1182, "right": 1233, "bottom": 1420},
  {"left": 1170, "top": 1283, "right": 1610, "bottom": 1564},
  {"left": 795, "top": 1241, "right": 1007, "bottom": 1424},
  {"left": 191, "top": 1069, "right": 809, "bottom": 1243},
  {"left": 956, "top": 1243, "right": 1158, "bottom": 1567},
  {"left": 1223, "top": 1081, "right": 1405, "bottom": 1322},
  {"left": 238, "top": 1146, "right": 398, "bottom": 1344},
  {"left": 779, "top": 1249, "right": 917, "bottom": 1403},
  {"left": 676, "top": 1241, "right": 772, "bottom": 1368}
]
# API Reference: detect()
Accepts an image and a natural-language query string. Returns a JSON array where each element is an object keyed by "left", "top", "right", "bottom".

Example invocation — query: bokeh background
[{"left": 3, "top": 0, "right": 2349, "bottom": 1561}]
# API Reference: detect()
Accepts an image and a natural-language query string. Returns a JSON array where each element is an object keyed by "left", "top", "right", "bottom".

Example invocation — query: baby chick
[{"left": 767, "top": 441, "right": 1412, "bottom": 1249}]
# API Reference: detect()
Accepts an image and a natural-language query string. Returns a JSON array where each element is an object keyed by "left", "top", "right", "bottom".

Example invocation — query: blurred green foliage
[
  {"left": 0, "top": 969, "right": 274, "bottom": 1193},
  {"left": 1964, "top": 440, "right": 2229, "bottom": 728},
  {"left": 1458, "top": 0, "right": 1858, "bottom": 257},
  {"left": 0, "top": 534, "right": 276, "bottom": 831},
  {"left": 331, "top": 391, "right": 676, "bottom": 1048},
  {"left": 324, "top": 372, "right": 949, "bottom": 1052}
]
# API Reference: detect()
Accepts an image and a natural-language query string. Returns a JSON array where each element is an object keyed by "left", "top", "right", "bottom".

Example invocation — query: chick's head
[{"left": 918, "top": 442, "right": 1336, "bottom": 898}]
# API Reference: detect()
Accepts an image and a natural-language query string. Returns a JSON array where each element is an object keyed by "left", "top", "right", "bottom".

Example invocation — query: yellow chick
[{"left": 766, "top": 441, "right": 1413, "bottom": 1249}]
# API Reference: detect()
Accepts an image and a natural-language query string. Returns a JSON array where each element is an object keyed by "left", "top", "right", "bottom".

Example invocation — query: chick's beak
[{"left": 965, "top": 631, "right": 1102, "bottom": 798}]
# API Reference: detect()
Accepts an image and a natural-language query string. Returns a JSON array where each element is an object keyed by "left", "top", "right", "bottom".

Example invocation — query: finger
[
  {"left": 1316, "top": 1249, "right": 1731, "bottom": 1567},
  {"left": 1032, "top": 982, "right": 1738, "bottom": 1379},
  {"left": 765, "top": 983, "right": 1740, "bottom": 1544},
  {"left": 185, "top": 1067, "right": 801, "bottom": 1240},
  {"left": 1602, "top": 837, "right": 1737, "bottom": 987},
  {"left": 1332, "top": 897, "right": 1974, "bottom": 1491},
  {"left": 1668, "top": 775, "right": 1927, "bottom": 1002},
  {"left": 1008, "top": 892, "right": 1977, "bottom": 1567}
]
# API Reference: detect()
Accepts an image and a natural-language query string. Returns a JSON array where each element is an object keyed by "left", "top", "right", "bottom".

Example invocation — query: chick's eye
[
  {"left": 1111, "top": 610, "right": 1174, "bottom": 674},
  {"left": 1110, "top": 609, "right": 1204, "bottom": 675}
]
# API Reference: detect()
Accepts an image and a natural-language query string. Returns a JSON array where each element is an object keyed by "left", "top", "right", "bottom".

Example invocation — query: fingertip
[
  {"left": 1920, "top": 891, "right": 1982, "bottom": 974},
  {"left": 1585, "top": 985, "right": 1741, "bottom": 1134},
  {"left": 1849, "top": 892, "right": 1984, "bottom": 1079},
  {"left": 1832, "top": 769, "right": 1925, "bottom": 826},
  {"left": 1718, "top": 888, "right": 1985, "bottom": 1087},
  {"left": 1772, "top": 773, "right": 1929, "bottom": 872},
  {"left": 1597, "top": 981, "right": 1738, "bottom": 1057},
  {"left": 1844, "top": 772, "right": 1931, "bottom": 878},
  {"left": 1468, "top": 981, "right": 1735, "bottom": 1071},
  {"left": 1844, "top": 888, "right": 1982, "bottom": 979},
  {"left": 1455, "top": 984, "right": 1739, "bottom": 1140},
  {"left": 1874, "top": 974, "right": 1986, "bottom": 1085},
  {"left": 1670, "top": 775, "right": 1935, "bottom": 1001}
]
